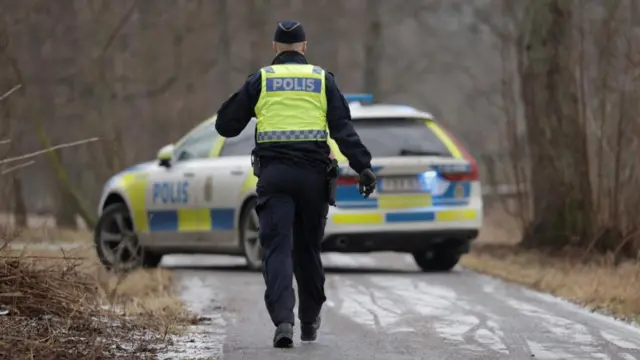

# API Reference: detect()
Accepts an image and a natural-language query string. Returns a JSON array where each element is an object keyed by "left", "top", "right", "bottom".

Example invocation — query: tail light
[
  {"left": 438, "top": 127, "right": 479, "bottom": 182},
  {"left": 337, "top": 176, "right": 359, "bottom": 186},
  {"left": 439, "top": 159, "right": 479, "bottom": 181}
]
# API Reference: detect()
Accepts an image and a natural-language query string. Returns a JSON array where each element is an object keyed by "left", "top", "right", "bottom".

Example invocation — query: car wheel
[
  {"left": 94, "top": 203, "right": 163, "bottom": 271},
  {"left": 412, "top": 246, "right": 461, "bottom": 272},
  {"left": 240, "top": 198, "right": 262, "bottom": 271}
]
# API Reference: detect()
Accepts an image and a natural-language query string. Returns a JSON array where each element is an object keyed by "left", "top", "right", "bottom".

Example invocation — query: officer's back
[{"left": 214, "top": 23, "right": 371, "bottom": 174}]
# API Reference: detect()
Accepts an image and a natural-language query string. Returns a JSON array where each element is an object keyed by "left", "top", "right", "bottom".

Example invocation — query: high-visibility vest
[{"left": 254, "top": 64, "right": 328, "bottom": 143}]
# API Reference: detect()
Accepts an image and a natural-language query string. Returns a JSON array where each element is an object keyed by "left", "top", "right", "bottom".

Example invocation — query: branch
[
  {"left": 98, "top": 1, "right": 136, "bottom": 58},
  {"left": 1, "top": 160, "right": 35, "bottom": 175},
  {"left": 36, "top": 124, "right": 98, "bottom": 229},
  {"left": 0, "top": 84, "right": 22, "bottom": 102},
  {"left": 0, "top": 138, "right": 99, "bottom": 165}
]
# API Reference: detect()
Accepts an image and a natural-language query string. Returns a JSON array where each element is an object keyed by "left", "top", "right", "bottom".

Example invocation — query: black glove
[{"left": 359, "top": 168, "right": 377, "bottom": 198}]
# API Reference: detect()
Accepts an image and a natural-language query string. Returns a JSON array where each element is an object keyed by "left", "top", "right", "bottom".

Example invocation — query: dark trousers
[{"left": 256, "top": 161, "right": 328, "bottom": 326}]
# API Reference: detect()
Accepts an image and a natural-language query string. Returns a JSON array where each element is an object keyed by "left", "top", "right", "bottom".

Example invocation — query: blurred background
[{"left": 1, "top": 0, "right": 639, "bottom": 256}]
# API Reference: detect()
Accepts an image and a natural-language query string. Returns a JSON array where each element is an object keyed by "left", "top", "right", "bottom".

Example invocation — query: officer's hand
[{"left": 359, "top": 168, "right": 377, "bottom": 198}]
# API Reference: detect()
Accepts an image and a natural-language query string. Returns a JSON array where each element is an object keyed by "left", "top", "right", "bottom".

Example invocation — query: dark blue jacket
[{"left": 214, "top": 51, "right": 372, "bottom": 174}]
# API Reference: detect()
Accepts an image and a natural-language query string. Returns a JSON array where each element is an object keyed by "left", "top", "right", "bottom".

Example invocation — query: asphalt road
[{"left": 160, "top": 253, "right": 640, "bottom": 360}]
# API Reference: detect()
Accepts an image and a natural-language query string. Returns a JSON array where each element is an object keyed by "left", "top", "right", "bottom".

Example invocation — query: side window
[
  {"left": 219, "top": 120, "right": 256, "bottom": 157},
  {"left": 174, "top": 122, "right": 219, "bottom": 161}
]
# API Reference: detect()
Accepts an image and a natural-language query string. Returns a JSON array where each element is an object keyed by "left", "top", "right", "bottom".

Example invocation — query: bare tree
[
  {"left": 362, "top": 0, "right": 382, "bottom": 96},
  {"left": 216, "top": 0, "right": 232, "bottom": 91},
  {"left": 518, "top": 0, "right": 593, "bottom": 248},
  {"left": 0, "top": 15, "right": 27, "bottom": 227},
  {"left": 248, "top": 0, "right": 270, "bottom": 73}
]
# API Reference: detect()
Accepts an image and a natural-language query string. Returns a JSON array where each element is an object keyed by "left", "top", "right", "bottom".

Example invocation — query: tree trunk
[
  {"left": 518, "top": 0, "right": 593, "bottom": 249},
  {"left": 52, "top": 150, "right": 78, "bottom": 229},
  {"left": 215, "top": 0, "right": 232, "bottom": 91},
  {"left": 11, "top": 175, "right": 27, "bottom": 227},
  {"left": 363, "top": 0, "right": 382, "bottom": 96},
  {"left": 248, "top": 0, "right": 268, "bottom": 74}
]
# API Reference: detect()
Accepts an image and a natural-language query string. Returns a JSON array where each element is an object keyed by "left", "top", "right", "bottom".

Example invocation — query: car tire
[
  {"left": 94, "top": 203, "right": 162, "bottom": 271},
  {"left": 239, "top": 197, "right": 262, "bottom": 271},
  {"left": 412, "top": 246, "right": 461, "bottom": 272}
]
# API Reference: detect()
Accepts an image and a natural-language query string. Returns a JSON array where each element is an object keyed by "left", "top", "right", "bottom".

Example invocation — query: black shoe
[
  {"left": 273, "top": 323, "right": 294, "bottom": 348},
  {"left": 301, "top": 317, "right": 321, "bottom": 342}
]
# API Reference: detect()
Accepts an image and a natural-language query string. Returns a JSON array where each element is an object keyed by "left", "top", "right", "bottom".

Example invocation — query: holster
[
  {"left": 251, "top": 153, "right": 261, "bottom": 178},
  {"left": 327, "top": 159, "right": 339, "bottom": 206}
]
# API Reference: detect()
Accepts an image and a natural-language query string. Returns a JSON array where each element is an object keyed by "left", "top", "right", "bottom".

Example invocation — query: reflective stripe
[
  {"left": 328, "top": 138, "right": 347, "bottom": 161},
  {"left": 117, "top": 173, "right": 150, "bottom": 232},
  {"left": 425, "top": 121, "right": 464, "bottom": 159},
  {"left": 330, "top": 209, "right": 479, "bottom": 225},
  {"left": 210, "top": 137, "right": 225, "bottom": 157},
  {"left": 256, "top": 129, "right": 328, "bottom": 142},
  {"left": 240, "top": 173, "right": 258, "bottom": 198}
]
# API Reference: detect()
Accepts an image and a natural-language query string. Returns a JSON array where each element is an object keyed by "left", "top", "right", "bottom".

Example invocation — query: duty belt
[{"left": 256, "top": 129, "right": 328, "bottom": 142}]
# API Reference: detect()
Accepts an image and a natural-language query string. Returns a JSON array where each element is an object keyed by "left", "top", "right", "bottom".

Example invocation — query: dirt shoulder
[
  {"left": 461, "top": 209, "right": 640, "bottom": 324},
  {"left": 0, "top": 238, "right": 193, "bottom": 359}
]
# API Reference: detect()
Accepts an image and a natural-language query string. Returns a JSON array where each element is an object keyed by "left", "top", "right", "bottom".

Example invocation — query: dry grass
[
  {"left": 0, "top": 214, "right": 91, "bottom": 244},
  {"left": 0, "top": 233, "right": 192, "bottom": 360},
  {"left": 462, "top": 208, "right": 640, "bottom": 323},
  {"left": 14, "top": 227, "right": 92, "bottom": 244}
]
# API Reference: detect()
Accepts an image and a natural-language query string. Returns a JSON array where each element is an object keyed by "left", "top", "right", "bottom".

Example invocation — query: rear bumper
[
  {"left": 320, "top": 229, "right": 478, "bottom": 252},
  {"left": 322, "top": 199, "right": 482, "bottom": 252}
]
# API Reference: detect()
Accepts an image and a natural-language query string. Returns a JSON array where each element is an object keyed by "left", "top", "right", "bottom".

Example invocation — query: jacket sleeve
[
  {"left": 325, "top": 72, "right": 372, "bottom": 174},
  {"left": 215, "top": 72, "right": 261, "bottom": 138}
]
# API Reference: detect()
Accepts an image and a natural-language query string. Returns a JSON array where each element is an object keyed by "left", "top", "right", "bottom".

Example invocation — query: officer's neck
[{"left": 272, "top": 51, "right": 308, "bottom": 65}]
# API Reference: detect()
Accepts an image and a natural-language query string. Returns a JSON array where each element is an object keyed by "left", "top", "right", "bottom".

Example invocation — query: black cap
[{"left": 273, "top": 20, "right": 306, "bottom": 44}]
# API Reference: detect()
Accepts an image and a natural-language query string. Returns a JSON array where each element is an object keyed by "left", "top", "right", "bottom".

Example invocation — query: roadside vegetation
[
  {"left": 0, "top": 227, "right": 192, "bottom": 360},
  {"left": 462, "top": 209, "right": 640, "bottom": 324},
  {"left": 463, "top": 0, "right": 640, "bottom": 325},
  {"left": 0, "top": 88, "right": 191, "bottom": 359}
]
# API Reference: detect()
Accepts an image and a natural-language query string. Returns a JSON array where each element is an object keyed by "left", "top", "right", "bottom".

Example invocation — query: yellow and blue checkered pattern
[
  {"left": 335, "top": 177, "right": 471, "bottom": 210},
  {"left": 111, "top": 170, "right": 238, "bottom": 233},
  {"left": 327, "top": 118, "right": 478, "bottom": 225},
  {"left": 147, "top": 208, "right": 236, "bottom": 232},
  {"left": 332, "top": 209, "right": 478, "bottom": 225}
]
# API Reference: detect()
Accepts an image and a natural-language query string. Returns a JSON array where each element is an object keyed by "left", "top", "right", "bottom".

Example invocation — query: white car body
[{"left": 96, "top": 100, "right": 483, "bottom": 270}]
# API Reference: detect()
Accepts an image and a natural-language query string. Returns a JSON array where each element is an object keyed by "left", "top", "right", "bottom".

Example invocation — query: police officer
[{"left": 214, "top": 20, "right": 376, "bottom": 348}]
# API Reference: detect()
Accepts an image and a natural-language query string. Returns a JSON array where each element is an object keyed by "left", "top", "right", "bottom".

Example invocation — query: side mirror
[{"left": 157, "top": 144, "right": 175, "bottom": 168}]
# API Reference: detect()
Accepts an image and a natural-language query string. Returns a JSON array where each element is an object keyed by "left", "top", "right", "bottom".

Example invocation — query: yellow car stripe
[
  {"left": 118, "top": 173, "right": 149, "bottom": 232},
  {"left": 435, "top": 209, "right": 478, "bottom": 221},
  {"left": 331, "top": 209, "right": 478, "bottom": 225},
  {"left": 332, "top": 213, "right": 384, "bottom": 224},
  {"left": 210, "top": 137, "right": 225, "bottom": 157},
  {"left": 425, "top": 121, "right": 464, "bottom": 159},
  {"left": 328, "top": 138, "right": 347, "bottom": 161},
  {"left": 240, "top": 173, "right": 258, "bottom": 198},
  {"left": 377, "top": 194, "right": 432, "bottom": 210},
  {"left": 177, "top": 208, "right": 213, "bottom": 231}
]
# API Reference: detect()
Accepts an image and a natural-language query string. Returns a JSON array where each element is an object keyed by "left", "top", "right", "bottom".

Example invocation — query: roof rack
[{"left": 344, "top": 93, "right": 374, "bottom": 104}]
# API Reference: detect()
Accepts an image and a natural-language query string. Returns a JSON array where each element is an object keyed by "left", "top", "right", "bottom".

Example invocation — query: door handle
[
  {"left": 184, "top": 172, "right": 195, "bottom": 178},
  {"left": 230, "top": 170, "right": 244, "bottom": 176}
]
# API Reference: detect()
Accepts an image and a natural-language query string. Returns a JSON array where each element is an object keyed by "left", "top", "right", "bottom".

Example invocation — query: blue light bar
[{"left": 344, "top": 93, "right": 374, "bottom": 103}]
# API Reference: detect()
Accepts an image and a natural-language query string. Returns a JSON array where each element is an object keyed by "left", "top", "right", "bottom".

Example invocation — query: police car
[{"left": 94, "top": 94, "right": 482, "bottom": 272}]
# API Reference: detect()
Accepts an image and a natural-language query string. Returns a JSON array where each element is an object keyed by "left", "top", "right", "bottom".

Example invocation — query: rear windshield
[
  {"left": 352, "top": 118, "right": 451, "bottom": 157},
  {"left": 218, "top": 117, "right": 452, "bottom": 158}
]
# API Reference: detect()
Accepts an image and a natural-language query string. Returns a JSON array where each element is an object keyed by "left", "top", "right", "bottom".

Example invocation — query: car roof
[{"left": 349, "top": 103, "right": 434, "bottom": 120}]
